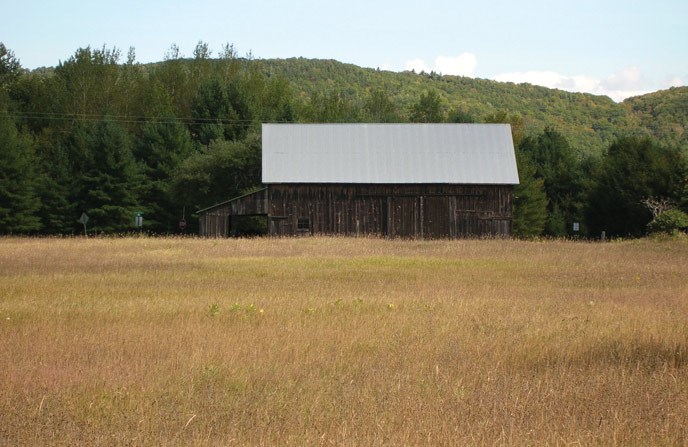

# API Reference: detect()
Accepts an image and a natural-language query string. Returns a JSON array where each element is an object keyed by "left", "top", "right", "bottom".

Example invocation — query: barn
[{"left": 198, "top": 123, "right": 519, "bottom": 238}]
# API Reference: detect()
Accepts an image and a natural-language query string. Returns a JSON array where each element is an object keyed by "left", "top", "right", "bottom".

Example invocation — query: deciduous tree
[
  {"left": 171, "top": 133, "right": 261, "bottom": 210},
  {"left": 54, "top": 46, "right": 122, "bottom": 117},
  {"left": 0, "top": 43, "right": 21, "bottom": 93},
  {"left": 409, "top": 90, "right": 444, "bottom": 123},
  {"left": 364, "top": 89, "right": 400, "bottom": 123}
]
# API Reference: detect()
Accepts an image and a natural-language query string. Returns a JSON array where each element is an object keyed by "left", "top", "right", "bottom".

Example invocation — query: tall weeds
[{"left": 1, "top": 237, "right": 686, "bottom": 445}]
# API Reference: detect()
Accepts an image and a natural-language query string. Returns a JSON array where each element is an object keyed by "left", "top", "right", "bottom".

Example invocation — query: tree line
[{"left": 1, "top": 42, "right": 687, "bottom": 237}]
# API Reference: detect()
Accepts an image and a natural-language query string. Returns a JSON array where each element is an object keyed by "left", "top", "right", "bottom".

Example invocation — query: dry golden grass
[{"left": 1, "top": 236, "right": 687, "bottom": 446}]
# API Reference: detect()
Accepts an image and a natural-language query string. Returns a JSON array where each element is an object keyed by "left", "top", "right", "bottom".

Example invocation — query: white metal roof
[{"left": 262, "top": 123, "right": 519, "bottom": 184}]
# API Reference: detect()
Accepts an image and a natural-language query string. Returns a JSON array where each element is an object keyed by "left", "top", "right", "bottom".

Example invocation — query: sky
[{"left": 4, "top": 0, "right": 687, "bottom": 102}]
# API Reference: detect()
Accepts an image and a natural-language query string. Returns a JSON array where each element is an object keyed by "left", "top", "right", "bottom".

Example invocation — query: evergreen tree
[
  {"left": 519, "top": 128, "right": 586, "bottom": 236},
  {"left": 190, "top": 78, "right": 234, "bottom": 145},
  {"left": 76, "top": 118, "right": 140, "bottom": 233},
  {"left": 134, "top": 118, "right": 194, "bottom": 232},
  {"left": 480, "top": 111, "right": 544, "bottom": 236},
  {"left": 512, "top": 151, "right": 548, "bottom": 237},
  {"left": 9, "top": 70, "right": 61, "bottom": 134},
  {"left": 190, "top": 78, "right": 251, "bottom": 144},
  {"left": 0, "top": 114, "right": 41, "bottom": 233},
  {"left": 257, "top": 75, "right": 296, "bottom": 123},
  {"left": 587, "top": 136, "right": 686, "bottom": 236},
  {"left": 225, "top": 81, "right": 253, "bottom": 138},
  {"left": 35, "top": 130, "right": 75, "bottom": 233}
]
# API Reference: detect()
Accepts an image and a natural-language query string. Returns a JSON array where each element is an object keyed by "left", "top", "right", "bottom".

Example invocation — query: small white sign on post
[
  {"left": 135, "top": 212, "right": 143, "bottom": 229},
  {"left": 78, "top": 213, "right": 89, "bottom": 236},
  {"left": 573, "top": 222, "right": 580, "bottom": 232}
]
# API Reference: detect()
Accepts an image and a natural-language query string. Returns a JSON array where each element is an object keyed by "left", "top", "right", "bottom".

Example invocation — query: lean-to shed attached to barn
[{"left": 199, "top": 123, "right": 519, "bottom": 238}]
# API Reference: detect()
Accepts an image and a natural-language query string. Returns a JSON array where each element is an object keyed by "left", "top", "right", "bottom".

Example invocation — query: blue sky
[{"left": 5, "top": 0, "right": 687, "bottom": 101}]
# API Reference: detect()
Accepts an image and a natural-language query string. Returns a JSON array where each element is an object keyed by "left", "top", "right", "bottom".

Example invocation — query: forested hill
[
  {"left": 258, "top": 58, "right": 687, "bottom": 155},
  {"left": 16, "top": 54, "right": 688, "bottom": 156},
  {"left": 622, "top": 86, "right": 688, "bottom": 151}
]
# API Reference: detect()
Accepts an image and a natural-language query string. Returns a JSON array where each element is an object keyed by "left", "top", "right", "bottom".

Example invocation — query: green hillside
[
  {"left": 622, "top": 86, "right": 688, "bottom": 150},
  {"left": 13, "top": 54, "right": 686, "bottom": 156},
  {"left": 260, "top": 58, "right": 656, "bottom": 156}
]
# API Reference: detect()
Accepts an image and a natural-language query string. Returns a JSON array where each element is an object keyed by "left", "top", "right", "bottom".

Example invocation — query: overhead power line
[{"left": 0, "top": 110, "right": 293, "bottom": 126}]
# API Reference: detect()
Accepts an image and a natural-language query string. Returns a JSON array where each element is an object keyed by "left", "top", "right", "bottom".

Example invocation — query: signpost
[
  {"left": 135, "top": 212, "right": 143, "bottom": 232},
  {"left": 78, "top": 213, "right": 89, "bottom": 236},
  {"left": 179, "top": 206, "right": 187, "bottom": 233}
]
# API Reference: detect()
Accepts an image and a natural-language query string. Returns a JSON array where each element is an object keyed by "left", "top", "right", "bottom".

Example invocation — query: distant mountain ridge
[{"left": 257, "top": 57, "right": 687, "bottom": 155}]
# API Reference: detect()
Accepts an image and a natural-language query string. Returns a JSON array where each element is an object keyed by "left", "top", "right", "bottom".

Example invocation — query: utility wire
[{"left": 0, "top": 110, "right": 292, "bottom": 126}]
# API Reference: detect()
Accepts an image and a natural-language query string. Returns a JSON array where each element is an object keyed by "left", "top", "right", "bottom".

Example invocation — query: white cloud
[
  {"left": 435, "top": 53, "right": 477, "bottom": 76},
  {"left": 402, "top": 54, "right": 684, "bottom": 101},
  {"left": 666, "top": 76, "right": 684, "bottom": 88},
  {"left": 405, "top": 58, "right": 431, "bottom": 73},
  {"left": 602, "top": 66, "right": 643, "bottom": 91},
  {"left": 404, "top": 53, "right": 477, "bottom": 77},
  {"left": 492, "top": 71, "right": 571, "bottom": 89},
  {"left": 491, "top": 66, "right": 656, "bottom": 102}
]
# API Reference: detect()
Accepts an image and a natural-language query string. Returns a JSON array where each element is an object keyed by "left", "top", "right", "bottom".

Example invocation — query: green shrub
[{"left": 647, "top": 209, "right": 688, "bottom": 234}]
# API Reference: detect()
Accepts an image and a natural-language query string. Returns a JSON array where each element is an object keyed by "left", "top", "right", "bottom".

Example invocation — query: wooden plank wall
[
  {"left": 199, "top": 189, "right": 269, "bottom": 237},
  {"left": 199, "top": 208, "right": 230, "bottom": 237},
  {"left": 268, "top": 184, "right": 513, "bottom": 238}
]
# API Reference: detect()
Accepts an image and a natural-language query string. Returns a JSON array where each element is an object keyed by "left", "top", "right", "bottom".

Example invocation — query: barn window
[{"left": 297, "top": 217, "right": 310, "bottom": 232}]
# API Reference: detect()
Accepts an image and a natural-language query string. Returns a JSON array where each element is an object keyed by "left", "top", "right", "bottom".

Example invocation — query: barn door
[
  {"left": 423, "top": 196, "right": 450, "bottom": 238},
  {"left": 388, "top": 196, "right": 419, "bottom": 238}
]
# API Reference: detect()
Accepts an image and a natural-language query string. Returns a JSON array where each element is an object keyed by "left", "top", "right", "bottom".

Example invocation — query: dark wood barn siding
[
  {"left": 268, "top": 184, "right": 513, "bottom": 238},
  {"left": 199, "top": 189, "right": 268, "bottom": 237},
  {"left": 199, "top": 207, "right": 231, "bottom": 237}
]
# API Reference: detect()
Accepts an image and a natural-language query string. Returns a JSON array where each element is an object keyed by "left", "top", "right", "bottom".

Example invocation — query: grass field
[{"left": 1, "top": 236, "right": 687, "bottom": 446}]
